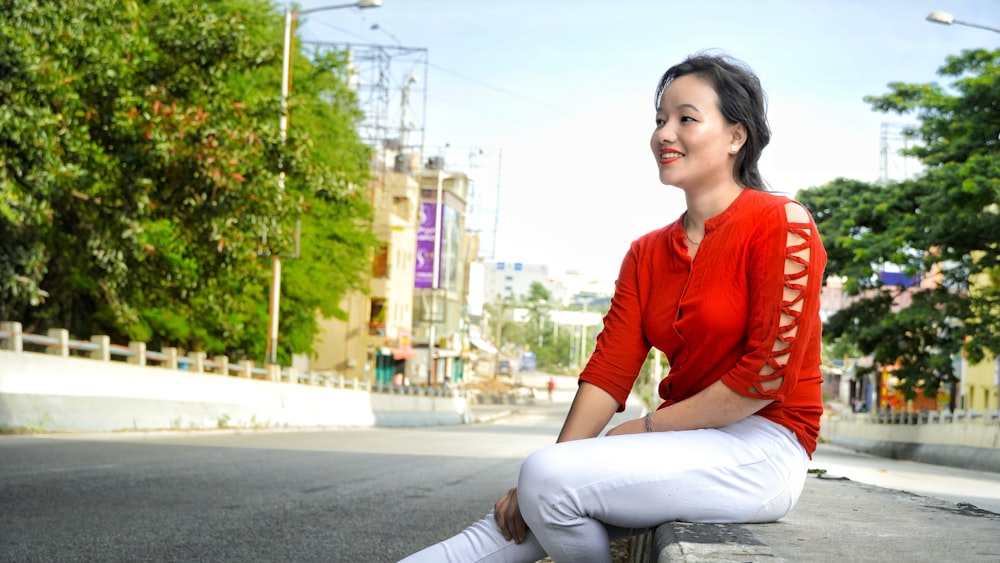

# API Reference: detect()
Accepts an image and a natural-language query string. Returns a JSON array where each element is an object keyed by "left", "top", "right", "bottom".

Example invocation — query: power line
[
  {"left": 427, "top": 63, "right": 564, "bottom": 114},
  {"left": 300, "top": 21, "right": 562, "bottom": 113}
]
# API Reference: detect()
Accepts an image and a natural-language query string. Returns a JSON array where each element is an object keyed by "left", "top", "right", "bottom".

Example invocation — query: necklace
[{"left": 683, "top": 213, "right": 703, "bottom": 246}]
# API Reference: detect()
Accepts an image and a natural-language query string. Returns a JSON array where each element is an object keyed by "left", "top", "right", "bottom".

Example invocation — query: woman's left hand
[{"left": 605, "top": 416, "right": 647, "bottom": 436}]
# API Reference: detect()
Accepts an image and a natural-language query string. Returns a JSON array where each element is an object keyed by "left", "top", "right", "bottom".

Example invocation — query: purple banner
[{"left": 415, "top": 202, "right": 438, "bottom": 289}]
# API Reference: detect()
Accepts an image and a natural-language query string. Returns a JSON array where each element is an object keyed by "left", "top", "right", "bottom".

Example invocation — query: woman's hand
[
  {"left": 605, "top": 416, "right": 648, "bottom": 436},
  {"left": 494, "top": 487, "right": 528, "bottom": 544}
]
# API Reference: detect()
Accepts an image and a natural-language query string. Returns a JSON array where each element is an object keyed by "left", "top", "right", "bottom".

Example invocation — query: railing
[
  {"left": 835, "top": 409, "right": 1000, "bottom": 425},
  {"left": 0, "top": 321, "right": 462, "bottom": 398}
]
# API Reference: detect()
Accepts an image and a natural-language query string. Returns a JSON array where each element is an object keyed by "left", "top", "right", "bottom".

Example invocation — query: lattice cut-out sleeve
[{"left": 720, "top": 200, "right": 827, "bottom": 402}]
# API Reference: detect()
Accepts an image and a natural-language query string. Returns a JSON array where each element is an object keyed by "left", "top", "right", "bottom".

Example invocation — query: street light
[
  {"left": 266, "top": 0, "right": 383, "bottom": 367},
  {"left": 926, "top": 11, "right": 1000, "bottom": 34},
  {"left": 427, "top": 169, "right": 450, "bottom": 385}
]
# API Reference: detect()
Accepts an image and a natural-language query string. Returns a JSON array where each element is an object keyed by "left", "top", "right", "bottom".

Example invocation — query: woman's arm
[
  {"left": 496, "top": 381, "right": 621, "bottom": 543},
  {"left": 605, "top": 379, "right": 771, "bottom": 436},
  {"left": 556, "top": 382, "right": 621, "bottom": 442},
  {"left": 608, "top": 200, "right": 824, "bottom": 437}
]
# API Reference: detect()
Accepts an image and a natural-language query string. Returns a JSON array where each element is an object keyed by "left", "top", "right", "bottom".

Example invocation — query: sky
[{"left": 290, "top": 0, "right": 1000, "bottom": 284}]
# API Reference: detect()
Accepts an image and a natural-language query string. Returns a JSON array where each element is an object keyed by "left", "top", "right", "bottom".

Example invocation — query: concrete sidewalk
[{"left": 643, "top": 472, "right": 1000, "bottom": 562}]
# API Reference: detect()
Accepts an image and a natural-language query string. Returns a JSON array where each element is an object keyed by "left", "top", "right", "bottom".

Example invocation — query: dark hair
[{"left": 654, "top": 52, "right": 770, "bottom": 191}]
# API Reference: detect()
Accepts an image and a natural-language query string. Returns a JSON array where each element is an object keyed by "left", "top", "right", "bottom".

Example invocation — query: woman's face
[{"left": 649, "top": 74, "right": 743, "bottom": 191}]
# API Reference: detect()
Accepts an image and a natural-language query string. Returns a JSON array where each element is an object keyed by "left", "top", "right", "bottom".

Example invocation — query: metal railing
[
  {"left": 0, "top": 321, "right": 464, "bottom": 398},
  {"left": 835, "top": 409, "right": 1000, "bottom": 425}
]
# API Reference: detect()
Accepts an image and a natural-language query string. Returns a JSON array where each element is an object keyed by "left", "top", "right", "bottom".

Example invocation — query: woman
[{"left": 400, "top": 51, "right": 827, "bottom": 563}]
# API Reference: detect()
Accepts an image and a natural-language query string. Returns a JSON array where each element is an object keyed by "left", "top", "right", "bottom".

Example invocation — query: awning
[
  {"left": 391, "top": 348, "right": 417, "bottom": 360},
  {"left": 378, "top": 347, "right": 417, "bottom": 361},
  {"left": 469, "top": 338, "right": 498, "bottom": 355}
]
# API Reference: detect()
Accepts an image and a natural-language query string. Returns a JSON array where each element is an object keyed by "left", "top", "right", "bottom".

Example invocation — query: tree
[
  {"left": 0, "top": 0, "right": 377, "bottom": 364},
  {"left": 496, "top": 282, "right": 611, "bottom": 374},
  {"left": 520, "top": 282, "right": 559, "bottom": 367},
  {"left": 261, "top": 44, "right": 379, "bottom": 363},
  {"left": 798, "top": 48, "right": 1000, "bottom": 400}
]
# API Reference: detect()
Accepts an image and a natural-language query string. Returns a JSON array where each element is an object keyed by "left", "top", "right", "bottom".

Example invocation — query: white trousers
[{"left": 398, "top": 415, "right": 809, "bottom": 563}]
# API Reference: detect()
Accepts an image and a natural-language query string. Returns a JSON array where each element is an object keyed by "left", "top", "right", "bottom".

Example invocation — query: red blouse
[{"left": 579, "top": 189, "right": 827, "bottom": 455}]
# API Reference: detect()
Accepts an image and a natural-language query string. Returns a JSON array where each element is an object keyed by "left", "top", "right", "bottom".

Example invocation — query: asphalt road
[
  {"left": 0, "top": 376, "right": 627, "bottom": 563},
  {"left": 2, "top": 378, "right": 997, "bottom": 562}
]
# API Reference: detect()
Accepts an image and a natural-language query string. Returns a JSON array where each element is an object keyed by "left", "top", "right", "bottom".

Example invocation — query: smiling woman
[{"left": 396, "top": 51, "right": 828, "bottom": 563}]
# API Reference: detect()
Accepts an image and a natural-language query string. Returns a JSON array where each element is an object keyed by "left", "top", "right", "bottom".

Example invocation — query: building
[
  {"left": 410, "top": 161, "right": 471, "bottom": 386},
  {"left": 311, "top": 164, "right": 422, "bottom": 384},
  {"left": 482, "top": 261, "right": 551, "bottom": 304},
  {"left": 961, "top": 258, "right": 1000, "bottom": 411},
  {"left": 310, "top": 147, "right": 492, "bottom": 388}
]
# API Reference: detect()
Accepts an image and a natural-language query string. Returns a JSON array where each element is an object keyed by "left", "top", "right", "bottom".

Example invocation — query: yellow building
[
  {"left": 411, "top": 162, "right": 470, "bottom": 386},
  {"left": 962, "top": 351, "right": 999, "bottom": 411},
  {"left": 311, "top": 162, "right": 422, "bottom": 384},
  {"left": 961, "top": 257, "right": 999, "bottom": 411},
  {"left": 310, "top": 152, "right": 477, "bottom": 387}
]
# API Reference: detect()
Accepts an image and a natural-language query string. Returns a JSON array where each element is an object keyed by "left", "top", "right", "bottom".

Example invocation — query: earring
[{"left": 730, "top": 145, "right": 739, "bottom": 153}]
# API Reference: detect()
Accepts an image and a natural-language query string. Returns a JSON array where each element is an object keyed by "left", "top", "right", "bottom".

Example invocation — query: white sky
[{"left": 291, "top": 0, "right": 1000, "bottom": 283}]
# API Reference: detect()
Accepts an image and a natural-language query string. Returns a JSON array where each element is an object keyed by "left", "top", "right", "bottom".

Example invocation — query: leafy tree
[
  {"left": 0, "top": 0, "right": 377, "bottom": 364},
  {"left": 799, "top": 49, "right": 1000, "bottom": 400},
  {"left": 492, "top": 282, "right": 609, "bottom": 373},
  {"left": 264, "top": 44, "right": 379, "bottom": 363},
  {"left": 520, "top": 282, "right": 562, "bottom": 368}
]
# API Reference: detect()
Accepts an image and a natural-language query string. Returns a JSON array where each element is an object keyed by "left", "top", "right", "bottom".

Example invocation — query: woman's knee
[
  {"left": 518, "top": 442, "right": 574, "bottom": 492},
  {"left": 517, "top": 442, "right": 588, "bottom": 525}
]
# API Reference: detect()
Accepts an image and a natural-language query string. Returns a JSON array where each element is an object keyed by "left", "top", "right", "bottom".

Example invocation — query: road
[
  {"left": 0, "top": 375, "right": 610, "bottom": 563},
  {"left": 1, "top": 376, "right": 997, "bottom": 562}
]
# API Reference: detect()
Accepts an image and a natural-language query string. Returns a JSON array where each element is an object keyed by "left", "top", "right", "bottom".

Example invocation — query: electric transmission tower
[{"left": 879, "top": 122, "right": 919, "bottom": 184}]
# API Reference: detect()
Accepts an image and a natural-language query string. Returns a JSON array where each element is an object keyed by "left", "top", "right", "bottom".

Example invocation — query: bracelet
[{"left": 645, "top": 412, "right": 654, "bottom": 433}]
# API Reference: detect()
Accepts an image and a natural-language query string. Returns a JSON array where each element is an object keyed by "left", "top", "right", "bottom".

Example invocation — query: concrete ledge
[
  {"left": 822, "top": 412, "right": 1000, "bottom": 454},
  {"left": 645, "top": 474, "right": 1000, "bottom": 562},
  {"left": 0, "top": 350, "right": 468, "bottom": 432},
  {"left": 830, "top": 436, "right": 1000, "bottom": 473},
  {"left": 469, "top": 388, "right": 535, "bottom": 405}
]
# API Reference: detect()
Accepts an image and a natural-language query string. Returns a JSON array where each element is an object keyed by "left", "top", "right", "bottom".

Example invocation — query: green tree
[
  {"left": 506, "top": 282, "right": 610, "bottom": 374},
  {"left": 0, "top": 0, "right": 377, "bottom": 363},
  {"left": 264, "top": 44, "right": 379, "bottom": 363},
  {"left": 519, "top": 282, "right": 564, "bottom": 369},
  {"left": 799, "top": 48, "right": 1000, "bottom": 400}
]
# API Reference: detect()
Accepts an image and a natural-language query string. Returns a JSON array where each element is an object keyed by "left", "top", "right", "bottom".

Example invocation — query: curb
[{"left": 643, "top": 474, "right": 1000, "bottom": 562}]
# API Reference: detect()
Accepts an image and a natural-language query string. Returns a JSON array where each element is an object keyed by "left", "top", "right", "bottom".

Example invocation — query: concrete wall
[
  {"left": 821, "top": 411, "right": 1000, "bottom": 472},
  {"left": 9, "top": 338, "right": 997, "bottom": 473},
  {"left": 0, "top": 350, "right": 468, "bottom": 432}
]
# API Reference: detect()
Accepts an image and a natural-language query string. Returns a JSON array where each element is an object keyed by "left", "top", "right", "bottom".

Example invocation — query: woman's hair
[{"left": 654, "top": 52, "right": 771, "bottom": 191}]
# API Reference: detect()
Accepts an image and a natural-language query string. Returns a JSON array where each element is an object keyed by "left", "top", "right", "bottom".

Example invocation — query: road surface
[{"left": 2, "top": 377, "right": 996, "bottom": 562}]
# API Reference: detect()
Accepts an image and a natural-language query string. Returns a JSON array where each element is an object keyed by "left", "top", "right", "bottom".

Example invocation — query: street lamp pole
[
  {"left": 266, "top": 0, "right": 383, "bottom": 367},
  {"left": 427, "top": 170, "right": 448, "bottom": 385},
  {"left": 926, "top": 11, "right": 1000, "bottom": 34}
]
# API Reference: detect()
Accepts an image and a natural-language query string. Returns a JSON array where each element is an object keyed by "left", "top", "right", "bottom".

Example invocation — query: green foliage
[
  {"left": 487, "top": 282, "right": 609, "bottom": 374},
  {"left": 0, "top": 0, "right": 378, "bottom": 364},
  {"left": 800, "top": 48, "right": 1000, "bottom": 400},
  {"left": 865, "top": 49, "right": 1000, "bottom": 166},
  {"left": 821, "top": 288, "right": 963, "bottom": 398}
]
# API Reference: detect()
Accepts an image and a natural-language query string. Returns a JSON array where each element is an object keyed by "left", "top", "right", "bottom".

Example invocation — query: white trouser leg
[
  {"left": 397, "top": 509, "right": 546, "bottom": 563},
  {"left": 517, "top": 416, "right": 808, "bottom": 563},
  {"left": 398, "top": 416, "right": 807, "bottom": 563}
]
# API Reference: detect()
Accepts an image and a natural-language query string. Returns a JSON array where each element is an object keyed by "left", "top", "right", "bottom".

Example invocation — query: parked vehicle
[{"left": 520, "top": 352, "right": 537, "bottom": 372}]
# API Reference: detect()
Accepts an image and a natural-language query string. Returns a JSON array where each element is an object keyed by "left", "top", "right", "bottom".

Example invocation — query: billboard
[{"left": 415, "top": 202, "right": 438, "bottom": 289}]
